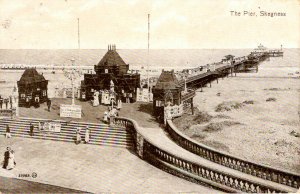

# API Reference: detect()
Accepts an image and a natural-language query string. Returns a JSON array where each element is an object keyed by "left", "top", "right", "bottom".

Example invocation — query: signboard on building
[{"left": 60, "top": 104, "right": 82, "bottom": 118}]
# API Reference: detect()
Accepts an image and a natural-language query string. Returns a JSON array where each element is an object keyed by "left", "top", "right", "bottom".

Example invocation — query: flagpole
[{"left": 147, "top": 14, "right": 150, "bottom": 92}]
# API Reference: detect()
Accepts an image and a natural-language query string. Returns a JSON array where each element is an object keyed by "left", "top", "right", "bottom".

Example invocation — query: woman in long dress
[
  {"left": 84, "top": 126, "right": 90, "bottom": 144},
  {"left": 93, "top": 91, "right": 99, "bottom": 107},
  {"left": 7, "top": 150, "right": 16, "bottom": 170},
  {"left": 103, "top": 111, "right": 108, "bottom": 123},
  {"left": 75, "top": 127, "right": 81, "bottom": 145}
]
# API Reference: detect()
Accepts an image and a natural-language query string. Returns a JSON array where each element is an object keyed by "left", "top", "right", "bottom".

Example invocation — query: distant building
[
  {"left": 17, "top": 68, "right": 48, "bottom": 107},
  {"left": 80, "top": 45, "right": 140, "bottom": 103}
]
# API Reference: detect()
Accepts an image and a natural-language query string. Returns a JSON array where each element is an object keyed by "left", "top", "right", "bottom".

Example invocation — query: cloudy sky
[{"left": 0, "top": 0, "right": 299, "bottom": 49}]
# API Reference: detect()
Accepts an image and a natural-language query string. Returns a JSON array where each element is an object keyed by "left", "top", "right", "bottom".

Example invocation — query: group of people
[
  {"left": 2, "top": 147, "right": 16, "bottom": 170},
  {"left": 24, "top": 96, "right": 51, "bottom": 111},
  {"left": 0, "top": 95, "right": 13, "bottom": 110},
  {"left": 103, "top": 107, "right": 119, "bottom": 126},
  {"left": 75, "top": 126, "right": 91, "bottom": 145}
]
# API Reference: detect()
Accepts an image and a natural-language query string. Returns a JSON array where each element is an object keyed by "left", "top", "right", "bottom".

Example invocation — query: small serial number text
[{"left": 18, "top": 172, "right": 37, "bottom": 178}]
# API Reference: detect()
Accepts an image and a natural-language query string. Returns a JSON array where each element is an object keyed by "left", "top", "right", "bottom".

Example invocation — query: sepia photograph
[{"left": 0, "top": 0, "right": 299, "bottom": 193}]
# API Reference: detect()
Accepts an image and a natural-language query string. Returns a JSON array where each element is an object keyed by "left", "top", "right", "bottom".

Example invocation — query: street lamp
[{"left": 70, "top": 58, "right": 75, "bottom": 105}]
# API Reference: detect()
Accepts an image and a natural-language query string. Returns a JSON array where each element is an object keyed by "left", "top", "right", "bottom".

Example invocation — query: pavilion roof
[
  {"left": 154, "top": 70, "right": 181, "bottom": 90},
  {"left": 96, "top": 45, "right": 127, "bottom": 68},
  {"left": 18, "top": 68, "right": 47, "bottom": 85}
]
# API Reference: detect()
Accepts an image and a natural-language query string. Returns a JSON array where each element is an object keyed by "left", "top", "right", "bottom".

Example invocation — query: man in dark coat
[
  {"left": 2, "top": 147, "right": 10, "bottom": 169},
  {"left": 0, "top": 96, "right": 3, "bottom": 109},
  {"left": 9, "top": 96, "right": 13, "bottom": 109},
  {"left": 29, "top": 123, "right": 34, "bottom": 136},
  {"left": 4, "top": 98, "right": 8, "bottom": 109},
  {"left": 47, "top": 99, "right": 51, "bottom": 112}
]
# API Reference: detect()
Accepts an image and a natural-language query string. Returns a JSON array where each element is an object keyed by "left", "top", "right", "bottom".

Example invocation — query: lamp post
[
  {"left": 63, "top": 58, "right": 81, "bottom": 106},
  {"left": 71, "top": 58, "right": 75, "bottom": 105}
]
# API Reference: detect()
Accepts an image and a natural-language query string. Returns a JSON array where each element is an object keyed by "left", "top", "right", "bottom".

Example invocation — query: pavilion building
[
  {"left": 152, "top": 70, "right": 184, "bottom": 122},
  {"left": 17, "top": 68, "right": 48, "bottom": 107},
  {"left": 80, "top": 45, "right": 140, "bottom": 103}
]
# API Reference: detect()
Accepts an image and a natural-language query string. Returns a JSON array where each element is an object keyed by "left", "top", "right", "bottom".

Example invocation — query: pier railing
[
  {"left": 114, "top": 117, "right": 296, "bottom": 193},
  {"left": 181, "top": 90, "right": 196, "bottom": 102},
  {"left": 165, "top": 120, "right": 300, "bottom": 189}
]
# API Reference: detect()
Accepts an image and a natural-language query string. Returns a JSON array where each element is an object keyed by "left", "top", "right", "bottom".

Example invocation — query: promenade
[{"left": 0, "top": 136, "right": 216, "bottom": 193}]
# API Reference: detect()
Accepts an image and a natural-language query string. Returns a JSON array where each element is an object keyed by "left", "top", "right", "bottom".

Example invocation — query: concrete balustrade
[
  {"left": 165, "top": 120, "right": 300, "bottom": 189},
  {"left": 114, "top": 117, "right": 298, "bottom": 193}
]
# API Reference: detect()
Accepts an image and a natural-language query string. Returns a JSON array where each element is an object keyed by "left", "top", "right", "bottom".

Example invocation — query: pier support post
[
  {"left": 200, "top": 86, "right": 203, "bottom": 92},
  {"left": 209, "top": 81, "right": 212, "bottom": 88},
  {"left": 216, "top": 78, "right": 218, "bottom": 84}
]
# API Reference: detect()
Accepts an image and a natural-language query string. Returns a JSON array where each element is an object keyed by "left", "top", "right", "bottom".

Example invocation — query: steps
[{"left": 0, "top": 118, "right": 134, "bottom": 148}]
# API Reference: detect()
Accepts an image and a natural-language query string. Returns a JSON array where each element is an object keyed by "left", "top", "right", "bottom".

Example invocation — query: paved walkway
[
  {"left": 0, "top": 136, "right": 216, "bottom": 193},
  {"left": 138, "top": 127, "right": 297, "bottom": 192},
  {"left": 20, "top": 98, "right": 159, "bottom": 128}
]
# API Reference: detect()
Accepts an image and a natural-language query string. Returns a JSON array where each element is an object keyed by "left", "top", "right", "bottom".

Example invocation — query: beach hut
[{"left": 17, "top": 68, "right": 48, "bottom": 108}]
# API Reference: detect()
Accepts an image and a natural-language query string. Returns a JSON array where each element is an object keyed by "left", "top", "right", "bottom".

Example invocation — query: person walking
[
  {"left": 75, "top": 127, "right": 82, "bottom": 145},
  {"left": 103, "top": 111, "right": 108, "bottom": 123},
  {"left": 9, "top": 96, "right": 13, "bottom": 109},
  {"left": 2, "top": 147, "right": 10, "bottom": 169},
  {"left": 4, "top": 98, "right": 8, "bottom": 110},
  {"left": 47, "top": 99, "right": 51, "bottom": 112},
  {"left": 0, "top": 96, "right": 3, "bottom": 109},
  {"left": 109, "top": 107, "right": 118, "bottom": 126},
  {"left": 29, "top": 123, "right": 34, "bottom": 136},
  {"left": 5, "top": 124, "right": 11, "bottom": 138},
  {"left": 84, "top": 126, "right": 90, "bottom": 144},
  {"left": 6, "top": 149, "right": 16, "bottom": 170}
]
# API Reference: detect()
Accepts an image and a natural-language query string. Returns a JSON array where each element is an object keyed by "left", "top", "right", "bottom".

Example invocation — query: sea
[{"left": 0, "top": 49, "right": 299, "bottom": 98}]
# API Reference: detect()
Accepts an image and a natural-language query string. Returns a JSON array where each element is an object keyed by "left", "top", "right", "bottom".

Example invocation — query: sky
[{"left": 0, "top": 0, "right": 299, "bottom": 49}]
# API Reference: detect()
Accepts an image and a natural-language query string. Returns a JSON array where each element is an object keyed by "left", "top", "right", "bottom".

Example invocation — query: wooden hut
[
  {"left": 80, "top": 45, "right": 140, "bottom": 103},
  {"left": 17, "top": 68, "right": 48, "bottom": 107}
]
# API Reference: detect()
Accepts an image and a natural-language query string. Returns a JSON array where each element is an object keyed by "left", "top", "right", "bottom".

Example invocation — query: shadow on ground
[
  {"left": 0, "top": 176, "right": 88, "bottom": 193},
  {"left": 137, "top": 103, "right": 153, "bottom": 115}
]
